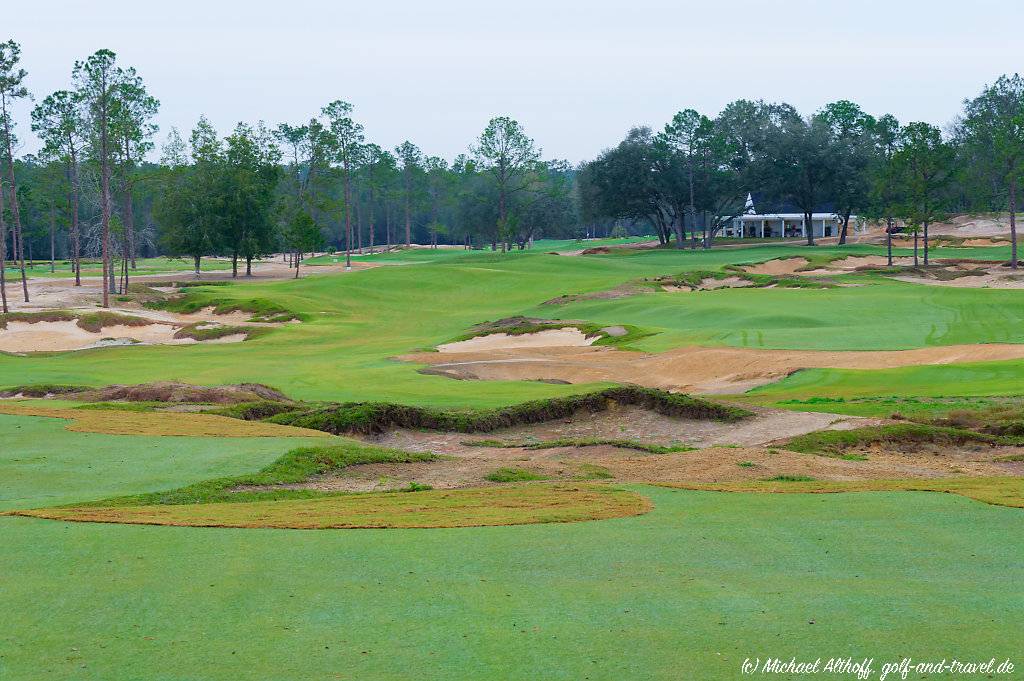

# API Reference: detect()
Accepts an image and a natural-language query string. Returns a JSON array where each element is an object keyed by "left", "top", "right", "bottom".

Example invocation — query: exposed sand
[
  {"left": 437, "top": 328, "right": 597, "bottom": 353},
  {"left": 662, "top": 276, "right": 754, "bottom": 292},
  {"left": 929, "top": 215, "right": 1011, "bottom": 237},
  {"left": 0, "top": 320, "right": 191, "bottom": 353},
  {"left": 742, "top": 257, "right": 808, "bottom": 275},
  {"left": 407, "top": 343, "right": 1024, "bottom": 394},
  {"left": 800, "top": 255, "right": 916, "bottom": 275},
  {"left": 251, "top": 402, "right": 1019, "bottom": 491},
  {"left": 0, "top": 318, "right": 249, "bottom": 353},
  {"left": 962, "top": 238, "right": 1007, "bottom": 247},
  {"left": 887, "top": 263, "right": 1024, "bottom": 289}
]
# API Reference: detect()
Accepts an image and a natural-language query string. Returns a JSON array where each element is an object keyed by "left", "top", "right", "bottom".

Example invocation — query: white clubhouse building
[{"left": 721, "top": 193, "right": 860, "bottom": 239}]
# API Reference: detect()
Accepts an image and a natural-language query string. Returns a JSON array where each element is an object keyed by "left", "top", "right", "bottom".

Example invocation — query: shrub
[{"left": 485, "top": 468, "right": 549, "bottom": 483}]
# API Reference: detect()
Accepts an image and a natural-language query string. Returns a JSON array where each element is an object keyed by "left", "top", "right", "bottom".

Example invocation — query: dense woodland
[{"left": 1, "top": 40, "right": 1023, "bottom": 310}]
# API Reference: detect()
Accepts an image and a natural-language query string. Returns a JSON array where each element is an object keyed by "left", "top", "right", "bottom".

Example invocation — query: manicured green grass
[
  {"left": 6, "top": 243, "right": 1003, "bottom": 406},
  {"left": 4, "top": 256, "right": 234, "bottom": 279},
  {"left": 2, "top": 486, "right": 1022, "bottom": 679},
  {"left": 749, "top": 359, "right": 1024, "bottom": 403},
  {"left": 0, "top": 414, "right": 326, "bottom": 511},
  {"left": 532, "top": 275, "right": 1024, "bottom": 352}
]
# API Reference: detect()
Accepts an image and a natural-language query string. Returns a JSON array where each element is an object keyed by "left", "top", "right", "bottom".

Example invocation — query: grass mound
[
  {"left": 10, "top": 484, "right": 650, "bottom": 529},
  {"left": 263, "top": 386, "right": 750, "bottom": 436},
  {"left": 485, "top": 467, "right": 550, "bottom": 482},
  {"left": 146, "top": 295, "right": 303, "bottom": 322},
  {"left": 660, "top": 476, "right": 1024, "bottom": 510},
  {"left": 655, "top": 270, "right": 834, "bottom": 291},
  {"left": 0, "top": 383, "right": 89, "bottom": 398},
  {"left": 74, "top": 381, "right": 291, "bottom": 405},
  {"left": 0, "top": 402, "right": 324, "bottom": 438},
  {"left": 464, "top": 437, "right": 694, "bottom": 454},
  {"left": 172, "top": 323, "right": 268, "bottom": 342},
  {"left": 73, "top": 443, "right": 438, "bottom": 506},
  {"left": 784, "top": 422, "right": 1010, "bottom": 457},
  {"left": 0, "top": 310, "right": 155, "bottom": 331},
  {"left": 443, "top": 315, "right": 652, "bottom": 348}
]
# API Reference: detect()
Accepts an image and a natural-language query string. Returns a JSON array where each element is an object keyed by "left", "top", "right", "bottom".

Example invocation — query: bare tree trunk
[
  {"left": 0, "top": 173, "right": 7, "bottom": 313},
  {"left": 245, "top": 256, "right": 253, "bottom": 276},
  {"left": 231, "top": 252, "right": 238, "bottom": 278},
  {"left": 913, "top": 230, "right": 919, "bottom": 267},
  {"left": 404, "top": 184, "right": 412, "bottom": 247},
  {"left": 294, "top": 250, "right": 300, "bottom": 279},
  {"left": 923, "top": 221, "right": 929, "bottom": 266},
  {"left": 368, "top": 198, "right": 375, "bottom": 255},
  {"left": 886, "top": 218, "right": 893, "bottom": 266},
  {"left": 1010, "top": 179, "right": 1018, "bottom": 270},
  {"left": 356, "top": 197, "right": 363, "bottom": 254},
  {"left": 838, "top": 211, "right": 851, "bottom": 245},
  {"left": 69, "top": 150, "right": 82, "bottom": 286},
  {"left": 99, "top": 91, "right": 112, "bottom": 309},
  {"left": 193, "top": 255, "right": 201, "bottom": 278},
  {"left": 50, "top": 202, "right": 56, "bottom": 273},
  {"left": 804, "top": 211, "right": 815, "bottom": 246},
  {"left": 344, "top": 162, "right": 352, "bottom": 269},
  {"left": 118, "top": 145, "right": 137, "bottom": 270}
]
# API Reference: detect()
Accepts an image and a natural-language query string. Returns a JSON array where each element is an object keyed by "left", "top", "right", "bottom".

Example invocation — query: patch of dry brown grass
[
  {"left": 11, "top": 484, "right": 651, "bottom": 529},
  {"left": 657, "top": 477, "right": 1024, "bottom": 509},
  {"left": 0, "top": 403, "right": 327, "bottom": 438}
]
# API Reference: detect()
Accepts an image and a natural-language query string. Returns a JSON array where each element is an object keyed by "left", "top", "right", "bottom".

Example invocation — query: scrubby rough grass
[
  {"left": 172, "top": 323, "right": 268, "bottom": 342},
  {"left": 0, "top": 310, "right": 154, "bottom": 331},
  {"left": 12, "top": 484, "right": 650, "bottom": 529},
  {"left": 484, "top": 468, "right": 550, "bottom": 483},
  {"left": 0, "top": 403, "right": 326, "bottom": 438},
  {"left": 442, "top": 315, "right": 654, "bottom": 349},
  {"left": 145, "top": 295, "right": 303, "bottom": 322},
  {"left": 653, "top": 269, "right": 834, "bottom": 290},
  {"left": 264, "top": 387, "right": 749, "bottom": 436},
  {"left": 465, "top": 437, "right": 694, "bottom": 454},
  {"left": 71, "top": 443, "right": 438, "bottom": 506},
  {"left": 661, "top": 477, "right": 1024, "bottom": 509},
  {"left": 784, "top": 422, "right": 1010, "bottom": 457}
]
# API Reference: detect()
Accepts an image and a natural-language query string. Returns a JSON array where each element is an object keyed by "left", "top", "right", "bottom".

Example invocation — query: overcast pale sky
[{"left": 9, "top": 0, "right": 1024, "bottom": 162}]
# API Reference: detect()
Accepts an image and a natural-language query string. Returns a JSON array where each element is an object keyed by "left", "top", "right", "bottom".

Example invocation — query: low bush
[
  {"left": 266, "top": 386, "right": 750, "bottom": 436},
  {"left": 485, "top": 468, "right": 549, "bottom": 483},
  {"left": 785, "top": 423, "right": 1009, "bottom": 457}
]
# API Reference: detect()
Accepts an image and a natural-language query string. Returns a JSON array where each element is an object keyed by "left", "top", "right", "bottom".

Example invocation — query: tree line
[
  {"left": 1, "top": 36, "right": 1023, "bottom": 310},
  {"left": 580, "top": 80, "right": 1024, "bottom": 268}
]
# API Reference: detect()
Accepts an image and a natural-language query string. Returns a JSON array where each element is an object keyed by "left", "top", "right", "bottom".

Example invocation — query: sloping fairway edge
[
  {"left": 9, "top": 484, "right": 651, "bottom": 529},
  {"left": 0, "top": 403, "right": 327, "bottom": 437},
  {"left": 657, "top": 476, "right": 1024, "bottom": 509}
]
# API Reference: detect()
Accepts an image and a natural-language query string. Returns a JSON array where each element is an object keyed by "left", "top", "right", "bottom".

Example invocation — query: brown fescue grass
[
  {"left": 657, "top": 477, "right": 1024, "bottom": 510},
  {"left": 10, "top": 484, "right": 651, "bottom": 529},
  {"left": 0, "top": 403, "right": 327, "bottom": 438}
]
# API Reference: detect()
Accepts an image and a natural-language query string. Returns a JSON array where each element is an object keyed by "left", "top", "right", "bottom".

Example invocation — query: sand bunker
[
  {"left": 963, "top": 238, "right": 1007, "bottom": 247},
  {"left": 437, "top": 328, "right": 597, "bottom": 353},
  {"left": 663, "top": 276, "right": 754, "bottom": 292},
  {"left": 800, "top": 255, "right": 916, "bottom": 275},
  {"left": 407, "top": 343, "right": 1024, "bottom": 394},
  {"left": 0, "top": 318, "right": 248, "bottom": 353},
  {"left": 742, "top": 257, "right": 809, "bottom": 275},
  {"left": 929, "top": 215, "right": 1011, "bottom": 237},
  {"left": 252, "top": 402, "right": 1019, "bottom": 491}
]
